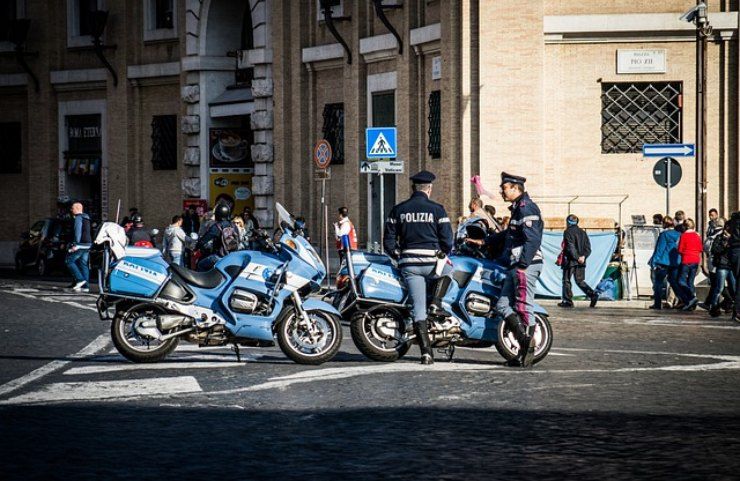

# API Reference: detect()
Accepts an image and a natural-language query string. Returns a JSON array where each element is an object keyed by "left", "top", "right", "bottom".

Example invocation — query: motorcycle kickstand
[
  {"left": 232, "top": 343, "right": 241, "bottom": 363},
  {"left": 437, "top": 345, "right": 455, "bottom": 362}
]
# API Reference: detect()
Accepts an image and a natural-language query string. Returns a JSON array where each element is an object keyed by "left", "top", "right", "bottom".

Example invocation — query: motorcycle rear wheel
[
  {"left": 276, "top": 307, "right": 342, "bottom": 365},
  {"left": 349, "top": 308, "right": 411, "bottom": 362},
  {"left": 111, "top": 304, "right": 179, "bottom": 363},
  {"left": 495, "top": 313, "right": 552, "bottom": 365}
]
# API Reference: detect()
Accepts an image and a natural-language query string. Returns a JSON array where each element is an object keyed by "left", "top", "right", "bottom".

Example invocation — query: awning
[{"left": 209, "top": 86, "right": 254, "bottom": 118}]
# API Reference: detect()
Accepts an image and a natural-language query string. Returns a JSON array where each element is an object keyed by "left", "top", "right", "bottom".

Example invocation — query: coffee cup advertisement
[{"left": 209, "top": 128, "right": 252, "bottom": 169}]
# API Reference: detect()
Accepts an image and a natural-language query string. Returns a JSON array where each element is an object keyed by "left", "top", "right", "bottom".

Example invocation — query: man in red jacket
[{"left": 677, "top": 218, "right": 703, "bottom": 310}]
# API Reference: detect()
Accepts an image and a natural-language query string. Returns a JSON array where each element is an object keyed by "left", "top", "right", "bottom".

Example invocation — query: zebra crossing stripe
[{"left": 0, "top": 376, "right": 202, "bottom": 405}]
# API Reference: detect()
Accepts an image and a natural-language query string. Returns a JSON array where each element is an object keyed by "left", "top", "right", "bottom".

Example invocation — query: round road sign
[
  {"left": 652, "top": 157, "right": 682, "bottom": 188},
  {"left": 313, "top": 140, "right": 332, "bottom": 170}
]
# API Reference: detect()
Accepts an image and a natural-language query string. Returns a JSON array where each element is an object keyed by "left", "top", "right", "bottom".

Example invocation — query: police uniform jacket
[
  {"left": 383, "top": 191, "right": 454, "bottom": 267},
  {"left": 492, "top": 192, "right": 543, "bottom": 269}
]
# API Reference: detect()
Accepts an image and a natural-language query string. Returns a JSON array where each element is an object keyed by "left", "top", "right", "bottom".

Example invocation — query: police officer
[
  {"left": 383, "top": 170, "right": 454, "bottom": 365},
  {"left": 466, "top": 172, "right": 544, "bottom": 367}
]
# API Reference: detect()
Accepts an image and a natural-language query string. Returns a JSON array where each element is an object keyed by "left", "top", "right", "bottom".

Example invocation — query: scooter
[
  {"left": 330, "top": 230, "right": 553, "bottom": 364},
  {"left": 92, "top": 203, "right": 343, "bottom": 365}
]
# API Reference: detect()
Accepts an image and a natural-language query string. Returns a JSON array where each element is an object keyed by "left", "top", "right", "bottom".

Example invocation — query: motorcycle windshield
[{"left": 274, "top": 202, "right": 325, "bottom": 278}]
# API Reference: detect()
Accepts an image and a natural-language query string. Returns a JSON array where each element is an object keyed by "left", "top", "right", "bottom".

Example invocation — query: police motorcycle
[
  {"left": 91, "top": 203, "right": 343, "bottom": 365},
  {"left": 330, "top": 225, "right": 553, "bottom": 364}
]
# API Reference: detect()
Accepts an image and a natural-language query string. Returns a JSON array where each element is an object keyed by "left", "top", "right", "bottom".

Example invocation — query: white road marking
[
  {"left": 0, "top": 376, "right": 202, "bottom": 405},
  {"left": 0, "top": 334, "right": 110, "bottom": 398},
  {"left": 63, "top": 361, "right": 247, "bottom": 376},
  {"left": 3, "top": 287, "right": 98, "bottom": 312}
]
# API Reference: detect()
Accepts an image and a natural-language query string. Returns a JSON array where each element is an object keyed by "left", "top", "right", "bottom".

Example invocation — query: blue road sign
[
  {"left": 642, "top": 143, "right": 695, "bottom": 157},
  {"left": 366, "top": 127, "right": 397, "bottom": 159}
]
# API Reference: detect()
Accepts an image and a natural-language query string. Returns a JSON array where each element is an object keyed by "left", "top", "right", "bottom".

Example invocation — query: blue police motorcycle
[
  {"left": 92, "top": 203, "right": 342, "bottom": 365},
  {"left": 331, "top": 229, "right": 553, "bottom": 364}
]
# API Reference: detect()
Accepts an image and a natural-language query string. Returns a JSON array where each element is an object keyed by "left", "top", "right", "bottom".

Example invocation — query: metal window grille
[
  {"left": 428, "top": 90, "right": 441, "bottom": 159},
  {"left": 151, "top": 115, "right": 177, "bottom": 170},
  {"left": 322, "top": 103, "right": 344, "bottom": 164},
  {"left": 601, "top": 82, "right": 682, "bottom": 154},
  {"left": 155, "top": 0, "right": 174, "bottom": 29},
  {"left": 0, "top": 122, "right": 22, "bottom": 174}
]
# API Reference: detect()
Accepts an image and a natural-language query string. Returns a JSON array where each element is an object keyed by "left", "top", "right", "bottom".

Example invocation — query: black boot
[
  {"left": 414, "top": 320, "right": 434, "bottom": 365},
  {"left": 520, "top": 325, "right": 536, "bottom": 368},
  {"left": 428, "top": 276, "right": 453, "bottom": 319},
  {"left": 504, "top": 314, "right": 527, "bottom": 367}
]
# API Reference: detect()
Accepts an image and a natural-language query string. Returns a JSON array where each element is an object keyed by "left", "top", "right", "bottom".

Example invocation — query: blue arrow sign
[
  {"left": 642, "top": 143, "right": 695, "bottom": 157},
  {"left": 366, "top": 127, "right": 397, "bottom": 159}
]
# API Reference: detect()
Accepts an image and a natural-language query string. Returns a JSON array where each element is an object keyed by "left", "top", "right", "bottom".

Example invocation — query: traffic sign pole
[
  {"left": 666, "top": 157, "right": 671, "bottom": 216},
  {"left": 379, "top": 174, "right": 384, "bottom": 254}
]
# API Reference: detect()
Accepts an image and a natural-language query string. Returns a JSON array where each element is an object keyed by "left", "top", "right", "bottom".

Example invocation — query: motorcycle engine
[
  {"left": 230, "top": 289, "right": 259, "bottom": 313},
  {"left": 465, "top": 293, "right": 491, "bottom": 316}
]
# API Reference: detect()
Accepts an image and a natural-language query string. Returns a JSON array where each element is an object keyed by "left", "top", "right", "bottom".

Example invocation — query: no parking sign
[{"left": 313, "top": 140, "right": 332, "bottom": 170}]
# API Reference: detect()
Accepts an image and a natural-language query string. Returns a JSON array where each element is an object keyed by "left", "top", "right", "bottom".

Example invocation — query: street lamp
[{"left": 680, "top": 2, "right": 712, "bottom": 236}]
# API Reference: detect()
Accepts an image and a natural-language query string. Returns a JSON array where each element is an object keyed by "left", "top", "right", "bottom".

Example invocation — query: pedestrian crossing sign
[{"left": 366, "top": 127, "right": 397, "bottom": 159}]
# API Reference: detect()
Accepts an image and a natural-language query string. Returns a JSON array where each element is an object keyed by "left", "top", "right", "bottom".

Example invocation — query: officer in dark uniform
[
  {"left": 384, "top": 170, "right": 454, "bottom": 365},
  {"left": 465, "top": 172, "right": 544, "bottom": 367}
]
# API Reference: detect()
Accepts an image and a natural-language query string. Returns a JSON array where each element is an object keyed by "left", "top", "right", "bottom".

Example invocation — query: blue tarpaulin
[{"left": 536, "top": 232, "right": 618, "bottom": 298}]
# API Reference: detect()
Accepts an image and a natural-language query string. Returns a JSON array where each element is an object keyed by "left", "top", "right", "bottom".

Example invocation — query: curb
[{"left": 538, "top": 299, "right": 651, "bottom": 309}]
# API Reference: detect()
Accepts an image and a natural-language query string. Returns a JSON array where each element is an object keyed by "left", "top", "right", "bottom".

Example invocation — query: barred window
[
  {"left": 322, "top": 103, "right": 344, "bottom": 164},
  {"left": 151, "top": 115, "right": 177, "bottom": 170},
  {"left": 601, "top": 82, "right": 682, "bottom": 154},
  {"left": 428, "top": 90, "right": 441, "bottom": 159},
  {"left": 0, "top": 122, "right": 22, "bottom": 174}
]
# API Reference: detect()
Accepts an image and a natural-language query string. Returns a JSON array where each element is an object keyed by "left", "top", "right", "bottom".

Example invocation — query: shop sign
[
  {"left": 209, "top": 128, "right": 252, "bottom": 169},
  {"left": 209, "top": 173, "right": 254, "bottom": 215},
  {"left": 617, "top": 49, "right": 666, "bottom": 74}
]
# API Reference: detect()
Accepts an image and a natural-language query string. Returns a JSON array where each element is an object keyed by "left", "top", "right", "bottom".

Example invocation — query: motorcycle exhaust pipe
[
  {"left": 158, "top": 314, "right": 191, "bottom": 331},
  {"left": 159, "top": 327, "right": 194, "bottom": 341}
]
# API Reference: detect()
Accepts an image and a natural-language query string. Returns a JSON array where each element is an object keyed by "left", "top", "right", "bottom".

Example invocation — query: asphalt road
[{"left": 1, "top": 277, "right": 739, "bottom": 480}]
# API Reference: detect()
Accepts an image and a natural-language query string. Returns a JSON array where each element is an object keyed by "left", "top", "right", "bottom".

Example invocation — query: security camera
[{"left": 680, "top": 2, "right": 706, "bottom": 23}]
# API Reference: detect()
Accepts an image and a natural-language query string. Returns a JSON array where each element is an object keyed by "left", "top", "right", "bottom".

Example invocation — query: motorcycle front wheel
[
  {"left": 495, "top": 313, "right": 553, "bottom": 365},
  {"left": 111, "top": 303, "right": 179, "bottom": 363},
  {"left": 276, "top": 307, "right": 342, "bottom": 365}
]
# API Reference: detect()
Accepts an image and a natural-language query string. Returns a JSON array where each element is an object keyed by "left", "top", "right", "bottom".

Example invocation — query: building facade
[{"left": 0, "top": 0, "right": 738, "bottom": 264}]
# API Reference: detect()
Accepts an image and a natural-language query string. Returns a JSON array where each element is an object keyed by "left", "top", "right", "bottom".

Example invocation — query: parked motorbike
[
  {"left": 330, "top": 232, "right": 553, "bottom": 364},
  {"left": 92, "top": 203, "right": 343, "bottom": 365}
]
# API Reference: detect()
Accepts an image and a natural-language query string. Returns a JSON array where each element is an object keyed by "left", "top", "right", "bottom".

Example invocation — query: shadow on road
[{"left": 1, "top": 405, "right": 738, "bottom": 480}]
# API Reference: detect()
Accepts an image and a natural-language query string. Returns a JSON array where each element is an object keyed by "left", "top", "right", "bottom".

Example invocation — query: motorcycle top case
[
  {"left": 109, "top": 257, "right": 169, "bottom": 298},
  {"left": 358, "top": 263, "right": 405, "bottom": 303}
]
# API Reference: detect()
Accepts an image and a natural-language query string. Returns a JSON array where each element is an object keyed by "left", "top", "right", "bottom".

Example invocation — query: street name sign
[
  {"left": 366, "top": 127, "right": 397, "bottom": 159},
  {"left": 642, "top": 143, "right": 695, "bottom": 157},
  {"left": 360, "top": 160, "right": 404, "bottom": 174}
]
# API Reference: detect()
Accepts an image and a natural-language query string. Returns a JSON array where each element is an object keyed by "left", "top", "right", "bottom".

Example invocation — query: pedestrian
[
  {"left": 196, "top": 204, "right": 239, "bottom": 271},
  {"left": 676, "top": 218, "right": 703, "bottom": 310},
  {"left": 648, "top": 216, "right": 682, "bottom": 309},
  {"left": 652, "top": 213, "right": 664, "bottom": 226},
  {"left": 705, "top": 223, "right": 736, "bottom": 317},
  {"left": 456, "top": 197, "right": 490, "bottom": 241},
  {"left": 484, "top": 205, "right": 502, "bottom": 232},
  {"left": 674, "top": 210, "right": 686, "bottom": 233},
  {"left": 198, "top": 210, "right": 215, "bottom": 238},
  {"left": 558, "top": 214, "right": 599, "bottom": 308},
  {"left": 701, "top": 217, "right": 725, "bottom": 311},
  {"left": 163, "top": 215, "right": 192, "bottom": 266},
  {"left": 707, "top": 208, "right": 720, "bottom": 236},
  {"left": 182, "top": 206, "right": 200, "bottom": 235},
  {"left": 126, "top": 213, "right": 155, "bottom": 247},
  {"left": 384, "top": 170, "right": 454, "bottom": 365},
  {"left": 465, "top": 172, "right": 544, "bottom": 368},
  {"left": 65, "top": 202, "right": 92, "bottom": 292},
  {"left": 334, "top": 206, "right": 358, "bottom": 256},
  {"left": 727, "top": 211, "right": 740, "bottom": 323},
  {"left": 232, "top": 216, "right": 250, "bottom": 250},
  {"left": 121, "top": 207, "right": 138, "bottom": 232},
  {"left": 241, "top": 207, "right": 259, "bottom": 249}
]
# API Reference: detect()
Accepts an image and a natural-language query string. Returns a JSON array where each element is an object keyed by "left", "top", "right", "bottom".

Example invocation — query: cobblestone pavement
[{"left": 1, "top": 278, "right": 739, "bottom": 480}]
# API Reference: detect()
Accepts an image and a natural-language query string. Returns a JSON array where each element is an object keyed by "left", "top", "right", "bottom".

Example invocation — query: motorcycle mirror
[
  {"left": 150, "top": 229, "right": 160, "bottom": 236},
  {"left": 189, "top": 232, "right": 199, "bottom": 240}
]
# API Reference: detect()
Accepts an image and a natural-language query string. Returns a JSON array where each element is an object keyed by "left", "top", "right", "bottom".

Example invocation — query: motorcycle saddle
[{"left": 169, "top": 263, "right": 225, "bottom": 289}]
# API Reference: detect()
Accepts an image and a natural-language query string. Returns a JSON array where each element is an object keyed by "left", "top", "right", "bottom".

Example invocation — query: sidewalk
[{"left": 538, "top": 298, "right": 652, "bottom": 309}]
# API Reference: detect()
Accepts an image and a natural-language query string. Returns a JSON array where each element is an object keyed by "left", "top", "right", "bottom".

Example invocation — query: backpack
[{"left": 217, "top": 222, "right": 240, "bottom": 256}]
